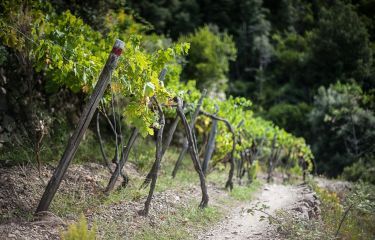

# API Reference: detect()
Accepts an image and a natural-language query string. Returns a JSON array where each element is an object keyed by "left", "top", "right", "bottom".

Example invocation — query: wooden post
[
  {"left": 267, "top": 133, "right": 277, "bottom": 183},
  {"left": 36, "top": 39, "right": 125, "bottom": 213},
  {"left": 105, "top": 127, "right": 139, "bottom": 193},
  {"left": 202, "top": 105, "right": 219, "bottom": 175},
  {"left": 199, "top": 110, "right": 236, "bottom": 190},
  {"left": 202, "top": 119, "right": 217, "bottom": 175}
]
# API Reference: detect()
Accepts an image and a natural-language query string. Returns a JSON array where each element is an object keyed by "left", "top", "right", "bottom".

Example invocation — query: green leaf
[{"left": 143, "top": 82, "right": 155, "bottom": 97}]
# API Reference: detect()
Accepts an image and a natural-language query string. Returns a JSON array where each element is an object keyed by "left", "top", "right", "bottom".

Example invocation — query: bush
[
  {"left": 342, "top": 155, "right": 375, "bottom": 184},
  {"left": 309, "top": 82, "right": 375, "bottom": 177},
  {"left": 61, "top": 215, "right": 97, "bottom": 240}
]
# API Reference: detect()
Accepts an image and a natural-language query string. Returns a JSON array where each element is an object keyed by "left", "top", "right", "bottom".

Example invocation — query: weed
[
  {"left": 0, "top": 127, "right": 114, "bottom": 167},
  {"left": 272, "top": 209, "right": 331, "bottom": 240},
  {"left": 133, "top": 202, "right": 222, "bottom": 240},
  {"left": 51, "top": 188, "right": 103, "bottom": 218},
  {"left": 269, "top": 179, "right": 375, "bottom": 240},
  {"left": 230, "top": 179, "right": 262, "bottom": 201},
  {"left": 103, "top": 177, "right": 148, "bottom": 205},
  {"left": 61, "top": 214, "right": 97, "bottom": 240}
]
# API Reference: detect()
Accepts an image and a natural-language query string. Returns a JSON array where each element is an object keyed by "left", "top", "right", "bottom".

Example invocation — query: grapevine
[{"left": 0, "top": 1, "right": 315, "bottom": 216}]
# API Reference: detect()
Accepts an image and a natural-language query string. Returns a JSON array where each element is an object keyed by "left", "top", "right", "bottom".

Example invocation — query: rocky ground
[
  {"left": 0, "top": 163, "right": 321, "bottom": 240},
  {"left": 0, "top": 162, "right": 229, "bottom": 239},
  {"left": 0, "top": 162, "right": 129, "bottom": 239}
]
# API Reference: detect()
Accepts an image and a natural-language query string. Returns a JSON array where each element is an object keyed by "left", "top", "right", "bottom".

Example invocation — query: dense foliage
[
  {"left": 0, "top": 2, "right": 373, "bottom": 239},
  {"left": 128, "top": 0, "right": 375, "bottom": 179},
  {"left": 0, "top": 0, "right": 314, "bottom": 180},
  {"left": 0, "top": 0, "right": 373, "bottom": 184},
  {"left": 309, "top": 82, "right": 375, "bottom": 181}
]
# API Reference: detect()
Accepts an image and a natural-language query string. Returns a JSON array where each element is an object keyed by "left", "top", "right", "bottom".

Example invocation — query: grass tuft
[{"left": 230, "top": 179, "right": 262, "bottom": 201}]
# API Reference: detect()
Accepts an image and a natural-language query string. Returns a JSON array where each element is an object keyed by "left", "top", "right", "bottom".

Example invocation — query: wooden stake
[
  {"left": 36, "top": 39, "right": 125, "bottom": 213},
  {"left": 202, "top": 119, "right": 217, "bottom": 175},
  {"left": 267, "top": 133, "right": 277, "bottom": 183},
  {"left": 105, "top": 127, "right": 139, "bottom": 193},
  {"left": 199, "top": 110, "right": 236, "bottom": 190}
]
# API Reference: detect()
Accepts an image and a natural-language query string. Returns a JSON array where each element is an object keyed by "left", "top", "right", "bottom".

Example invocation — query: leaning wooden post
[
  {"left": 199, "top": 110, "right": 236, "bottom": 190},
  {"left": 202, "top": 119, "right": 217, "bottom": 175},
  {"left": 267, "top": 133, "right": 277, "bottom": 183},
  {"left": 202, "top": 105, "right": 219, "bottom": 175},
  {"left": 36, "top": 39, "right": 125, "bottom": 213}
]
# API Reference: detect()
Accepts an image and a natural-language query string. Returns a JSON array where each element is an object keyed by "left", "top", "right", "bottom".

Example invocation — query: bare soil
[
  {"left": 0, "top": 162, "right": 133, "bottom": 239},
  {"left": 0, "top": 163, "right": 229, "bottom": 239},
  {"left": 0, "top": 163, "right": 320, "bottom": 240}
]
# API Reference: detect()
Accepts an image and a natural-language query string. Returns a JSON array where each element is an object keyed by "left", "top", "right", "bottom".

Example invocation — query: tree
[
  {"left": 307, "top": 2, "right": 373, "bottom": 89},
  {"left": 266, "top": 102, "right": 311, "bottom": 137},
  {"left": 263, "top": 0, "right": 315, "bottom": 33},
  {"left": 128, "top": 0, "right": 201, "bottom": 39},
  {"left": 309, "top": 82, "right": 375, "bottom": 177},
  {"left": 179, "top": 25, "right": 236, "bottom": 96}
]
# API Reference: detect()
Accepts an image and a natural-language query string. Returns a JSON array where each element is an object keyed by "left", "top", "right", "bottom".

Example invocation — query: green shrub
[
  {"left": 61, "top": 215, "right": 97, "bottom": 240},
  {"left": 230, "top": 179, "right": 261, "bottom": 201},
  {"left": 307, "top": 180, "right": 375, "bottom": 239},
  {"left": 342, "top": 155, "right": 375, "bottom": 184}
]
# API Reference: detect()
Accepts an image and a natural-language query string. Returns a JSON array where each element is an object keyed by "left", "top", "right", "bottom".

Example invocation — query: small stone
[
  {"left": 7, "top": 233, "right": 16, "bottom": 238},
  {"left": 292, "top": 206, "right": 303, "bottom": 213},
  {"left": 85, "top": 175, "right": 93, "bottom": 182}
]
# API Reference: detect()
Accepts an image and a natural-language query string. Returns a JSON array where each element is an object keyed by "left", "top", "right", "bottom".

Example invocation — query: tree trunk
[
  {"left": 141, "top": 114, "right": 181, "bottom": 188},
  {"left": 172, "top": 89, "right": 207, "bottom": 177},
  {"left": 162, "top": 116, "right": 180, "bottom": 156},
  {"left": 139, "top": 97, "right": 165, "bottom": 216},
  {"left": 175, "top": 97, "right": 209, "bottom": 208},
  {"left": 96, "top": 111, "right": 112, "bottom": 172}
]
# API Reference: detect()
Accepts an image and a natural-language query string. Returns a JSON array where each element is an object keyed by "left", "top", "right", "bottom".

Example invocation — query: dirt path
[{"left": 200, "top": 184, "right": 300, "bottom": 240}]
